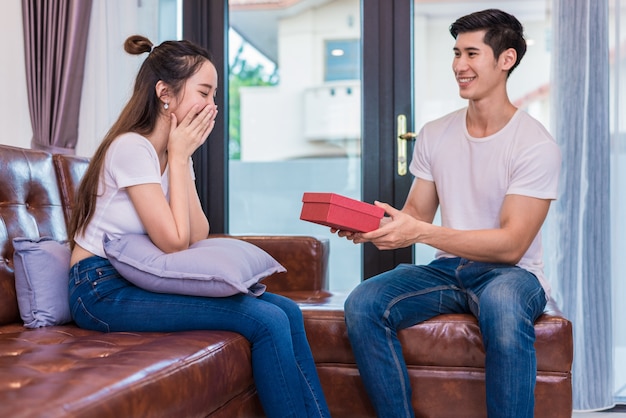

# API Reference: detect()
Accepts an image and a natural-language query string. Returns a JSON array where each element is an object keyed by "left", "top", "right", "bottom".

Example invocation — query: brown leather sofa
[{"left": 0, "top": 144, "right": 572, "bottom": 417}]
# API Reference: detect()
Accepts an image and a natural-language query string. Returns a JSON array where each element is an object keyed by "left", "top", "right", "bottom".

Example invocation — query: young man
[{"left": 336, "top": 9, "right": 561, "bottom": 418}]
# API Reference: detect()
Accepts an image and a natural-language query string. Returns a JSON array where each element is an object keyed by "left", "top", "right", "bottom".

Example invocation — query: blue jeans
[
  {"left": 69, "top": 256, "right": 330, "bottom": 418},
  {"left": 344, "top": 258, "right": 547, "bottom": 418}
]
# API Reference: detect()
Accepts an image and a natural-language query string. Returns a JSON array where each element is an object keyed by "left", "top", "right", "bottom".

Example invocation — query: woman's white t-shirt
[
  {"left": 74, "top": 133, "right": 169, "bottom": 258},
  {"left": 408, "top": 108, "right": 561, "bottom": 296}
]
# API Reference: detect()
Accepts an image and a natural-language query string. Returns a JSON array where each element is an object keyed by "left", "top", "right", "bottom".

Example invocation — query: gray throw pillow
[
  {"left": 103, "top": 234, "right": 285, "bottom": 297},
  {"left": 12, "top": 237, "right": 72, "bottom": 328}
]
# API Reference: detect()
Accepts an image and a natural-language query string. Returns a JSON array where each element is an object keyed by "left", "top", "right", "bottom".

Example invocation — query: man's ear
[
  {"left": 500, "top": 48, "right": 517, "bottom": 72},
  {"left": 155, "top": 80, "right": 170, "bottom": 106}
]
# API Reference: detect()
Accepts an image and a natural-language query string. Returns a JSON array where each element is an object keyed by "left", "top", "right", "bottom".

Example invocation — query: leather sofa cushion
[
  {"left": 298, "top": 293, "right": 572, "bottom": 373},
  {"left": 0, "top": 324, "right": 261, "bottom": 417}
]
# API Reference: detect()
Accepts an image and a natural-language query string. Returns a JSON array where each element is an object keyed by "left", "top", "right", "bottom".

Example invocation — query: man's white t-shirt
[
  {"left": 409, "top": 108, "right": 561, "bottom": 296},
  {"left": 74, "top": 133, "right": 169, "bottom": 258}
]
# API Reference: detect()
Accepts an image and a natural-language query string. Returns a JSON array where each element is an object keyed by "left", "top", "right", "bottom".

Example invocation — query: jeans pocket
[{"left": 72, "top": 297, "right": 110, "bottom": 333}]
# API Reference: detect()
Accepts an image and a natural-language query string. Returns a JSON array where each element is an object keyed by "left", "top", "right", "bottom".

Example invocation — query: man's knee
[{"left": 344, "top": 279, "right": 387, "bottom": 330}]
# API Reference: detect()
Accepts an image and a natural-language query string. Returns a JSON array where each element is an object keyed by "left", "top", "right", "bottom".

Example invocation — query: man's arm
[
  {"left": 353, "top": 179, "right": 552, "bottom": 265},
  {"left": 334, "top": 178, "right": 438, "bottom": 240}
]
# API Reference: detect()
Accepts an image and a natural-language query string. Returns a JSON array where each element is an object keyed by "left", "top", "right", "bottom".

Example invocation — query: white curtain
[
  {"left": 77, "top": 0, "right": 160, "bottom": 157},
  {"left": 550, "top": 0, "right": 614, "bottom": 411},
  {"left": 609, "top": 0, "right": 626, "bottom": 406}
]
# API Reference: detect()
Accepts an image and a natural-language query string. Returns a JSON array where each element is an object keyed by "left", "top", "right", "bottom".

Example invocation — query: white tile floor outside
[{"left": 573, "top": 406, "right": 626, "bottom": 417}]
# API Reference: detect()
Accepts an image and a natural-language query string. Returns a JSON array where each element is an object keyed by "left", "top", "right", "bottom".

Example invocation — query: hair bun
[{"left": 124, "top": 35, "right": 153, "bottom": 55}]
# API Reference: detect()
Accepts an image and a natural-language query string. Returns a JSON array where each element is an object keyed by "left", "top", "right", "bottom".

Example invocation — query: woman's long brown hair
[{"left": 68, "top": 35, "right": 213, "bottom": 249}]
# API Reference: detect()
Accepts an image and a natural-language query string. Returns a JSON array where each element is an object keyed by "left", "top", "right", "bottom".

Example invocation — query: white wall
[
  {"left": 1, "top": 1, "right": 32, "bottom": 149},
  {"left": 77, "top": 0, "right": 159, "bottom": 157}
]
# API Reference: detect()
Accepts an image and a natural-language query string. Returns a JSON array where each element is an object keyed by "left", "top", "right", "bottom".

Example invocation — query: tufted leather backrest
[{"left": 0, "top": 145, "right": 69, "bottom": 325}]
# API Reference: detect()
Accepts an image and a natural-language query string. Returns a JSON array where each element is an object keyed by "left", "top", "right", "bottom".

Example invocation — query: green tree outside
[{"left": 229, "top": 45, "right": 278, "bottom": 160}]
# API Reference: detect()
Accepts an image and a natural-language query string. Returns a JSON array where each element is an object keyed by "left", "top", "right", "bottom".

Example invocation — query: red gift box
[{"left": 299, "top": 192, "right": 385, "bottom": 232}]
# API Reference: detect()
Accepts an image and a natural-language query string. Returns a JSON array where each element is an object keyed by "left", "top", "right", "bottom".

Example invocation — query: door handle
[{"left": 397, "top": 114, "right": 416, "bottom": 176}]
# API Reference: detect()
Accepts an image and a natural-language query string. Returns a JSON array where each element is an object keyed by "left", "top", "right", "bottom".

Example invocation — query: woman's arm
[
  {"left": 128, "top": 104, "right": 214, "bottom": 253},
  {"left": 187, "top": 171, "right": 210, "bottom": 244}
]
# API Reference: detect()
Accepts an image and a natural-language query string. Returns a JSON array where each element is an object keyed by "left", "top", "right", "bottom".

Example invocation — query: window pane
[{"left": 229, "top": 0, "right": 362, "bottom": 292}]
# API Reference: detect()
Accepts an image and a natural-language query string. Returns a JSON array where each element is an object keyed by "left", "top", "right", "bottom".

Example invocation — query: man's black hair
[{"left": 450, "top": 9, "right": 527, "bottom": 76}]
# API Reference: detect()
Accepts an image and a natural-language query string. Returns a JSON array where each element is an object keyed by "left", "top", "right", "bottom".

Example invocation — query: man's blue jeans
[
  {"left": 344, "top": 257, "right": 547, "bottom": 418},
  {"left": 69, "top": 256, "right": 330, "bottom": 418}
]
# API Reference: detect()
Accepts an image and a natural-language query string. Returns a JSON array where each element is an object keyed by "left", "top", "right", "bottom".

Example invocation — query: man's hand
[{"left": 332, "top": 201, "right": 420, "bottom": 250}]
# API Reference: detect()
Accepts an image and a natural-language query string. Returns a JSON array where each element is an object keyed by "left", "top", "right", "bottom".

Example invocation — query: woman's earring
[{"left": 164, "top": 102, "right": 169, "bottom": 110}]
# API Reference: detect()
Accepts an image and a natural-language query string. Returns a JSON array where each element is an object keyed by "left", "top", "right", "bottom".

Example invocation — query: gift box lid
[
  {"left": 301, "top": 192, "right": 385, "bottom": 217},
  {"left": 300, "top": 192, "right": 386, "bottom": 232}
]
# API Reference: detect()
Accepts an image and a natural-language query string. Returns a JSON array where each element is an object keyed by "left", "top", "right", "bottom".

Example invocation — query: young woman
[{"left": 68, "top": 35, "right": 330, "bottom": 418}]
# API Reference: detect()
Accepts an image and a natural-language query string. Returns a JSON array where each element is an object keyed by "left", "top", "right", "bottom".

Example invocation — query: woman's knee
[
  {"left": 247, "top": 294, "right": 307, "bottom": 342},
  {"left": 248, "top": 306, "right": 291, "bottom": 341},
  {"left": 261, "top": 293, "right": 304, "bottom": 324}
]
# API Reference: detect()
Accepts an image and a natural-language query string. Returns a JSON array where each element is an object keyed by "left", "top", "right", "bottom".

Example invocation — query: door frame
[
  {"left": 183, "top": 0, "right": 229, "bottom": 234},
  {"left": 362, "top": 0, "right": 414, "bottom": 278}
]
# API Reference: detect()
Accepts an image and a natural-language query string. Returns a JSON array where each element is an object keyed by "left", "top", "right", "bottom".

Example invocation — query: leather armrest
[{"left": 212, "top": 235, "right": 330, "bottom": 292}]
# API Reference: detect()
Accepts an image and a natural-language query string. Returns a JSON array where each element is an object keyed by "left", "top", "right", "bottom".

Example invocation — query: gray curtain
[
  {"left": 551, "top": 0, "right": 614, "bottom": 410},
  {"left": 22, "top": 0, "right": 93, "bottom": 154}
]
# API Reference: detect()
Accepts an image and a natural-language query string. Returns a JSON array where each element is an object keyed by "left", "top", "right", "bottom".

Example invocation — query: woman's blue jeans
[
  {"left": 344, "top": 257, "right": 547, "bottom": 418},
  {"left": 69, "top": 256, "right": 330, "bottom": 418}
]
